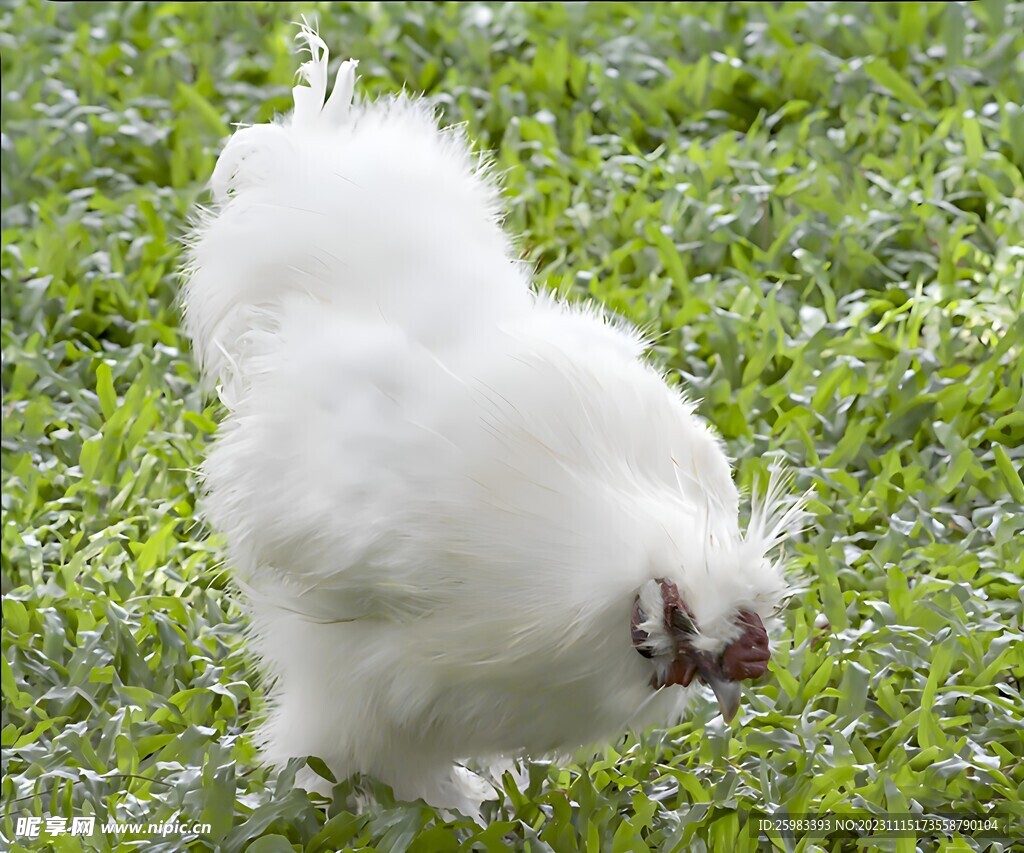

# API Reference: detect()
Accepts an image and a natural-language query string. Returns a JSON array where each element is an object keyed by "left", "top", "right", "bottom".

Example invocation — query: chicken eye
[
  {"left": 656, "top": 578, "right": 698, "bottom": 637},
  {"left": 630, "top": 597, "right": 654, "bottom": 658},
  {"left": 670, "top": 607, "right": 697, "bottom": 635}
]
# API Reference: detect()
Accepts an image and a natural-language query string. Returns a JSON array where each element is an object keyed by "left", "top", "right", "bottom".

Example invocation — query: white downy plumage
[{"left": 182, "top": 27, "right": 803, "bottom": 815}]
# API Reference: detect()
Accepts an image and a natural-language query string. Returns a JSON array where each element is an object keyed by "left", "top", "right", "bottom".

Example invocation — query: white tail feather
[
  {"left": 293, "top": 24, "right": 358, "bottom": 129},
  {"left": 182, "top": 24, "right": 517, "bottom": 401}
]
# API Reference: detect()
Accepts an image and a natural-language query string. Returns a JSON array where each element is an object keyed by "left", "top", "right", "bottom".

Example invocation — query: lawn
[{"left": 2, "top": 2, "right": 1022, "bottom": 851}]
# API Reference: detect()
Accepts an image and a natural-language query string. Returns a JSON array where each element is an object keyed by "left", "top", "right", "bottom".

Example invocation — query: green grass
[{"left": 2, "top": 1, "right": 1022, "bottom": 850}]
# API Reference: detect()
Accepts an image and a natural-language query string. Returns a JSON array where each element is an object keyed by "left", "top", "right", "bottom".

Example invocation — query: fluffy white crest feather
[{"left": 182, "top": 26, "right": 805, "bottom": 816}]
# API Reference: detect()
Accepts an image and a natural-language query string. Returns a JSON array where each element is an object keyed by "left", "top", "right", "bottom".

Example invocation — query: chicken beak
[
  {"left": 695, "top": 654, "right": 742, "bottom": 722},
  {"left": 705, "top": 675, "right": 742, "bottom": 722}
]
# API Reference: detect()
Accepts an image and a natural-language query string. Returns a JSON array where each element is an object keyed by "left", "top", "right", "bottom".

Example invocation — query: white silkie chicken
[{"left": 182, "top": 28, "right": 803, "bottom": 815}]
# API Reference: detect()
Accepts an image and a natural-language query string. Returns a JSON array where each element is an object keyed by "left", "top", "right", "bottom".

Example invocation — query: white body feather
[{"left": 183, "top": 29, "right": 799, "bottom": 813}]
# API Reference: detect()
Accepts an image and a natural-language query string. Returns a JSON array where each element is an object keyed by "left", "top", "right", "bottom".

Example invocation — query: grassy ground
[{"left": 2, "top": 2, "right": 1022, "bottom": 850}]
